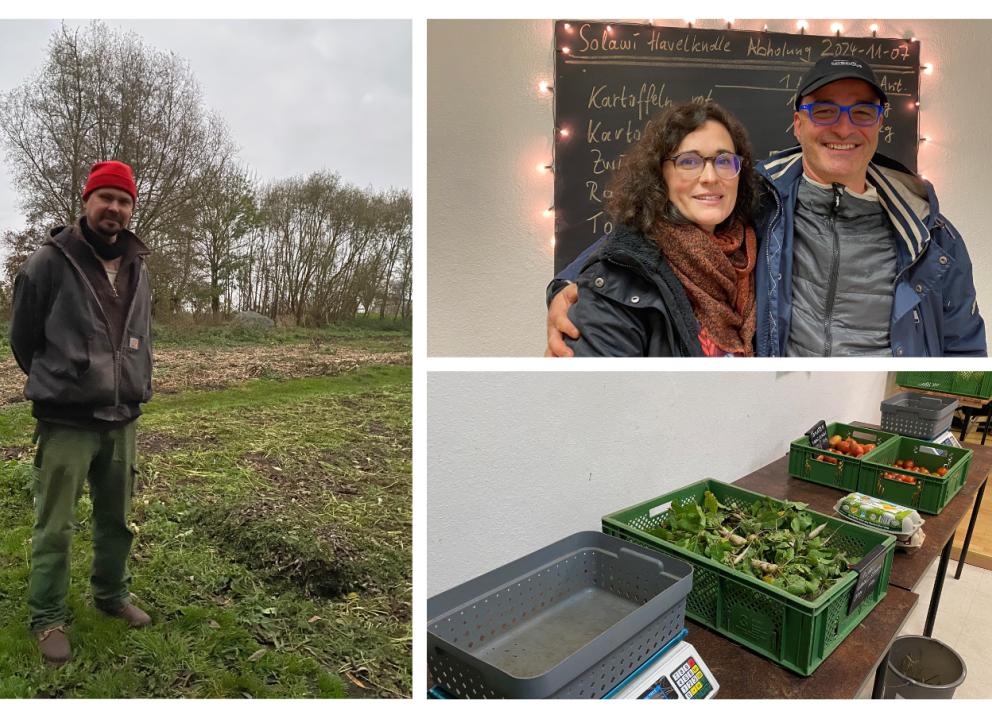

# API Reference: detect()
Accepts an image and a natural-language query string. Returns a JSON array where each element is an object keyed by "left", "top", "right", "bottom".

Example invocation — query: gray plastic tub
[
  {"left": 881, "top": 392, "right": 958, "bottom": 440},
  {"left": 427, "top": 531, "right": 693, "bottom": 699},
  {"left": 884, "top": 635, "right": 967, "bottom": 698}
]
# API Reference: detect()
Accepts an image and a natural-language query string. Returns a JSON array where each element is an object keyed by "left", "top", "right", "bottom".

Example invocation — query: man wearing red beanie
[{"left": 9, "top": 160, "right": 154, "bottom": 665}]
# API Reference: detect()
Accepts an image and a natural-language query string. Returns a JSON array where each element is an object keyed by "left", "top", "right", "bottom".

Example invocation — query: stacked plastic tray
[{"left": 880, "top": 392, "right": 958, "bottom": 440}]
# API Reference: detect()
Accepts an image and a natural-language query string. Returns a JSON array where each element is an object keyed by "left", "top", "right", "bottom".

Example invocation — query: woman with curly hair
[{"left": 561, "top": 101, "right": 763, "bottom": 357}]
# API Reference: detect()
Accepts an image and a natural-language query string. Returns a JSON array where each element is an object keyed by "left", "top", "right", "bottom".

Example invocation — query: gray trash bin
[{"left": 884, "top": 635, "right": 967, "bottom": 699}]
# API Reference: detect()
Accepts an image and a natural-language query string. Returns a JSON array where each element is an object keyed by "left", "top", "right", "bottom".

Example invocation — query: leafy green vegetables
[{"left": 645, "top": 492, "right": 851, "bottom": 599}]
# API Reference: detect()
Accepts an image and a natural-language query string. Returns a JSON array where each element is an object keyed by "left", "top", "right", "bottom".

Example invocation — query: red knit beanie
[{"left": 82, "top": 161, "right": 137, "bottom": 204}]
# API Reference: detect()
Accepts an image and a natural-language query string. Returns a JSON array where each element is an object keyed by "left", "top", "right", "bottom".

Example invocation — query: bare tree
[
  {"left": 0, "top": 21, "right": 239, "bottom": 312},
  {"left": 193, "top": 163, "right": 259, "bottom": 316}
]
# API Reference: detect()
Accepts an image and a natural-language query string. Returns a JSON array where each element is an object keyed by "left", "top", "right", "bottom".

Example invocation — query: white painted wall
[
  {"left": 427, "top": 370, "right": 894, "bottom": 596},
  {"left": 427, "top": 19, "right": 992, "bottom": 356}
]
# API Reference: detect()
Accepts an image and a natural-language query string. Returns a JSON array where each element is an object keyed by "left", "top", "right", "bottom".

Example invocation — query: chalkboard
[
  {"left": 805, "top": 420, "right": 829, "bottom": 450},
  {"left": 848, "top": 543, "right": 888, "bottom": 615},
  {"left": 552, "top": 21, "right": 921, "bottom": 273}
]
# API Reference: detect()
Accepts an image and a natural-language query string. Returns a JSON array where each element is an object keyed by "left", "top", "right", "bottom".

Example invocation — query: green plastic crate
[
  {"left": 895, "top": 372, "right": 992, "bottom": 400},
  {"left": 788, "top": 423, "right": 898, "bottom": 492},
  {"left": 859, "top": 437, "right": 973, "bottom": 514},
  {"left": 602, "top": 480, "right": 895, "bottom": 677}
]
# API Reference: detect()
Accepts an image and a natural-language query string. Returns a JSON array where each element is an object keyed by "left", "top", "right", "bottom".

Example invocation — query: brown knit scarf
[{"left": 654, "top": 219, "right": 758, "bottom": 357}]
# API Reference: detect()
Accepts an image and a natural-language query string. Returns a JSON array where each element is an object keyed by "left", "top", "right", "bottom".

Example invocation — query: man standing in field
[{"left": 10, "top": 160, "right": 154, "bottom": 665}]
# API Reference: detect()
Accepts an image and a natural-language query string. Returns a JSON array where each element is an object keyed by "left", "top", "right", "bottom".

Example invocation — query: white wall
[
  {"left": 427, "top": 370, "right": 893, "bottom": 596},
  {"left": 427, "top": 19, "right": 992, "bottom": 356}
]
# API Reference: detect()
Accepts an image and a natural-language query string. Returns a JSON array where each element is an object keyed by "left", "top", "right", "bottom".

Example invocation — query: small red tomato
[
  {"left": 895, "top": 460, "right": 905, "bottom": 468},
  {"left": 905, "top": 460, "right": 915, "bottom": 469},
  {"left": 829, "top": 435, "right": 842, "bottom": 446},
  {"left": 937, "top": 467, "right": 948, "bottom": 477}
]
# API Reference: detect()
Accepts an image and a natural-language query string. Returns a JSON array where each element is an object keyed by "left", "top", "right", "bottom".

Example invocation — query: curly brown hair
[{"left": 605, "top": 102, "right": 763, "bottom": 235}]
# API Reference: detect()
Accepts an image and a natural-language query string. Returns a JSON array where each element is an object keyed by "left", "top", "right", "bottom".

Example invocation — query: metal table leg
[
  {"left": 871, "top": 649, "right": 890, "bottom": 699},
  {"left": 960, "top": 407, "right": 972, "bottom": 442},
  {"left": 982, "top": 402, "right": 991, "bottom": 446},
  {"left": 955, "top": 479, "right": 987, "bottom": 580},
  {"left": 924, "top": 534, "right": 955, "bottom": 637}
]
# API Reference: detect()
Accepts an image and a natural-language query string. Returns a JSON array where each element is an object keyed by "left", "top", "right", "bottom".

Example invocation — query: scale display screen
[{"left": 638, "top": 674, "right": 678, "bottom": 700}]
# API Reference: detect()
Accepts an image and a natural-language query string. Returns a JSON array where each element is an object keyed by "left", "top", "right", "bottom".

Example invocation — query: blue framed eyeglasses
[
  {"left": 664, "top": 151, "right": 742, "bottom": 179},
  {"left": 798, "top": 103, "right": 882, "bottom": 126}
]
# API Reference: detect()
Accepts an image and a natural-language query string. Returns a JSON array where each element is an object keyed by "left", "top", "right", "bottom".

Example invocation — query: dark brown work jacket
[{"left": 9, "top": 223, "right": 153, "bottom": 428}]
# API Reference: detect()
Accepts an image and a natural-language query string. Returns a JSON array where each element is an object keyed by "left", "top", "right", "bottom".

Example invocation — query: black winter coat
[
  {"left": 10, "top": 225, "right": 153, "bottom": 422},
  {"left": 562, "top": 224, "right": 705, "bottom": 357}
]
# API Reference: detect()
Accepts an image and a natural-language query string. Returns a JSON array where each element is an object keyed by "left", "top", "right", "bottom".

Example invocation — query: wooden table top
[
  {"left": 733, "top": 422, "right": 992, "bottom": 592},
  {"left": 692, "top": 587, "right": 919, "bottom": 699}
]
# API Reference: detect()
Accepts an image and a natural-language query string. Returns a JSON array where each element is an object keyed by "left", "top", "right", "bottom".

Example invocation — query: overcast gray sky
[{"left": 0, "top": 19, "right": 412, "bottom": 233}]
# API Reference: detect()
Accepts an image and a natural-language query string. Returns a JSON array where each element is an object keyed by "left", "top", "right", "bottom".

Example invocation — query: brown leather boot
[
  {"left": 37, "top": 626, "right": 72, "bottom": 665},
  {"left": 109, "top": 604, "right": 152, "bottom": 629}
]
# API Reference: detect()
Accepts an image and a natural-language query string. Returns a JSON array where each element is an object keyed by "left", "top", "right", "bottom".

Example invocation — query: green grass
[
  {"left": 0, "top": 365, "right": 411, "bottom": 698},
  {"left": 0, "top": 318, "right": 412, "bottom": 358},
  {"left": 151, "top": 318, "right": 411, "bottom": 350}
]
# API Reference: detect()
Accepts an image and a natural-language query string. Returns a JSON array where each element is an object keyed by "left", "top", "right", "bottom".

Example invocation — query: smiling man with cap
[
  {"left": 545, "top": 55, "right": 986, "bottom": 357},
  {"left": 9, "top": 160, "right": 154, "bottom": 665}
]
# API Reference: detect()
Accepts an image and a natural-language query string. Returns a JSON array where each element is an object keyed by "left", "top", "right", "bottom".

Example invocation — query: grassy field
[{"left": 0, "top": 360, "right": 411, "bottom": 698}]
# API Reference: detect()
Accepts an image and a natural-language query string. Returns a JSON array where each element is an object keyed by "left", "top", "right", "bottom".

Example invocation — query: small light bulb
[
  {"left": 684, "top": 19, "right": 695, "bottom": 26},
  {"left": 763, "top": 24, "right": 768, "bottom": 32},
  {"left": 923, "top": 62, "right": 933, "bottom": 74},
  {"left": 796, "top": 20, "right": 809, "bottom": 31},
  {"left": 606, "top": 25, "right": 612, "bottom": 32},
  {"left": 911, "top": 37, "right": 917, "bottom": 42},
  {"left": 915, "top": 101, "right": 920, "bottom": 107},
  {"left": 921, "top": 175, "right": 928, "bottom": 181},
  {"left": 725, "top": 19, "right": 734, "bottom": 25},
  {"left": 551, "top": 236, "right": 556, "bottom": 248},
  {"left": 564, "top": 23, "right": 570, "bottom": 29},
  {"left": 539, "top": 81, "right": 549, "bottom": 92},
  {"left": 561, "top": 47, "right": 570, "bottom": 54},
  {"left": 559, "top": 128, "right": 568, "bottom": 136},
  {"left": 537, "top": 164, "right": 547, "bottom": 172},
  {"left": 870, "top": 24, "right": 879, "bottom": 33},
  {"left": 831, "top": 23, "right": 843, "bottom": 35},
  {"left": 923, "top": 136, "right": 932, "bottom": 142}
]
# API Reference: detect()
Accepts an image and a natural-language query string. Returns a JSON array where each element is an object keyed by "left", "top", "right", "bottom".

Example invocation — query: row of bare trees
[{"left": 0, "top": 21, "right": 411, "bottom": 324}]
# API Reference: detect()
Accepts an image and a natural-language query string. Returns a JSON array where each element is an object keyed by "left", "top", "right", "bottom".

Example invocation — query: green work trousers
[{"left": 28, "top": 420, "right": 138, "bottom": 633}]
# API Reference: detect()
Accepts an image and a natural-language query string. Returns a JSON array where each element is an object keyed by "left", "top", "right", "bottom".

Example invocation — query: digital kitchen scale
[{"left": 428, "top": 628, "right": 719, "bottom": 700}]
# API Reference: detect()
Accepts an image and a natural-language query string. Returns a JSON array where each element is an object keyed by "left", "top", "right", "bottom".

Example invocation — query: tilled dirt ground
[{"left": 0, "top": 342, "right": 411, "bottom": 404}]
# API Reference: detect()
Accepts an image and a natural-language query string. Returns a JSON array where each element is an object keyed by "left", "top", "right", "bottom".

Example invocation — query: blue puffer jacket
[
  {"left": 551, "top": 148, "right": 987, "bottom": 357},
  {"left": 756, "top": 147, "right": 985, "bottom": 357}
]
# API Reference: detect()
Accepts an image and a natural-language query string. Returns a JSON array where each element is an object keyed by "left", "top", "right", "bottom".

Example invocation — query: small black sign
[
  {"left": 805, "top": 421, "right": 829, "bottom": 451},
  {"left": 848, "top": 544, "right": 888, "bottom": 616}
]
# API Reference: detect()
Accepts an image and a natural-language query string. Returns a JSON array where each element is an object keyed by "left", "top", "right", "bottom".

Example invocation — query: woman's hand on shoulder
[{"left": 545, "top": 283, "right": 580, "bottom": 357}]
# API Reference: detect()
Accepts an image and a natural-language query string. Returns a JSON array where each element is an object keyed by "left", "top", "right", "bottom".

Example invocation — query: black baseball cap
[{"left": 794, "top": 56, "right": 887, "bottom": 109}]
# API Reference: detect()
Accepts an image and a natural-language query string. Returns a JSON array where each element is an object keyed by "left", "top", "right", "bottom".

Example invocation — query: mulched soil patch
[
  {"left": 138, "top": 431, "right": 193, "bottom": 455},
  {"left": 0, "top": 446, "right": 32, "bottom": 462},
  {"left": 0, "top": 342, "right": 411, "bottom": 405}
]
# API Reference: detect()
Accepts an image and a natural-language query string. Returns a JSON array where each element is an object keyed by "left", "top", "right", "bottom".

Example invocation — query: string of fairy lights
[{"left": 536, "top": 20, "right": 935, "bottom": 249}]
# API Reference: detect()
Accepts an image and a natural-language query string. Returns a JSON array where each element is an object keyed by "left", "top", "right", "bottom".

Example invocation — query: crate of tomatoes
[
  {"left": 788, "top": 423, "right": 898, "bottom": 492},
  {"left": 859, "top": 436, "right": 973, "bottom": 514}
]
